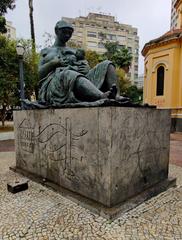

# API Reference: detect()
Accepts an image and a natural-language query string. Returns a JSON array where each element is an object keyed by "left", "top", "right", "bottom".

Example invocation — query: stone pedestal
[{"left": 13, "top": 107, "right": 171, "bottom": 207}]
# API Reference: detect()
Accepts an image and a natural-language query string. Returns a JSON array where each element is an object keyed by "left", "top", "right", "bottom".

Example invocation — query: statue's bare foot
[
  {"left": 116, "top": 96, "right": 130, "bottom": 102},
  {"left": 100, "top": 84, "right": 118, "bottom": 100},
  {"left": 108, "top": 84, "right": 117, "bottom": 99},
  {"left": 100, "top": 91, "right": 111, "bottom": 99}
]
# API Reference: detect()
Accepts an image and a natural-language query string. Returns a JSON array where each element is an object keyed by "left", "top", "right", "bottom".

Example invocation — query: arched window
[{"left": 156, "top": 66, "right": 164, "bottom": 96}]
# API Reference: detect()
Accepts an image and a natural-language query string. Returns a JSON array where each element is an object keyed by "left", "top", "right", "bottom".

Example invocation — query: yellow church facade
[{"left": 142, "top": 0, "right": 182, "bottom": 131}]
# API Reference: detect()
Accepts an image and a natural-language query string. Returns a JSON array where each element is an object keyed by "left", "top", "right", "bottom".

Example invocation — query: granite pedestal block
[{"left": 13, "top": 107, "right": 171, "bottom": 207}]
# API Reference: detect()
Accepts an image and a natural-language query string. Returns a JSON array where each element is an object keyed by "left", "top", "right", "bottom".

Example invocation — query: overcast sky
[{"left": 6, "top": 0, "right": 172, "bottom": 74}]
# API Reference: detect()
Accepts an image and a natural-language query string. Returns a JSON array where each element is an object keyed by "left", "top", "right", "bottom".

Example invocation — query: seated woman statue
[{"left": 38, "top": 20, "right": 121, "bottom": 106}]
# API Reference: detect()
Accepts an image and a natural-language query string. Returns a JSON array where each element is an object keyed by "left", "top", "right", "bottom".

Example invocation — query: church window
[{"left": 156, "top": 66, "right": 164, "bottom": 96}]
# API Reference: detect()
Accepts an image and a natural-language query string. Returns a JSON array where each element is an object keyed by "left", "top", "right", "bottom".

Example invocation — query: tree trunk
[
  {"left": 28, "top": 0, "right": 36, "bottom": 52},
  {"left": 28, "top": 0, "right": 38, "bottom": 99},
  {"left": 1, "top": 105, "right": 6, "bottom": 127}
]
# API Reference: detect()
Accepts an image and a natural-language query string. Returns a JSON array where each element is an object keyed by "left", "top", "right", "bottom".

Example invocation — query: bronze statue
[{"left": 38, "top": 20, "right": 122, "bottom": 106}]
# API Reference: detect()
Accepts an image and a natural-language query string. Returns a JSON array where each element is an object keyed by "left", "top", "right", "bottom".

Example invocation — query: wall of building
[
  {"left": 143, "top": 40, "right": 182, "bottom": 109},
  {"left": 143, "top": 39, "right": 182, "bottom": 131},
  {"left": 4, "top": 21, "right": 16, "bottom": 40},
  {"left": 62, "top": 13, "right": 139, "bottom": 84},
  {"left": 134, "top": 74, "right": 144, "bottom": 89},
  {"left": 171, "top": 0, "right": 178, "bottom": 29},
  {"left": 143, "top": 0, "right": 182, "bottom": 131}
]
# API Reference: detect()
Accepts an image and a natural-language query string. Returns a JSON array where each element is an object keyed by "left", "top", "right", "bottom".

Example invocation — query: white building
[
  {"left": 171, "top": 0, "right": 178, "bottom": 29},
  {"left": 4, "top": 21, "right": 16, "bottom": 40},
  {"left": 134, "top": 74, "right": 144, "bottom": 89}
]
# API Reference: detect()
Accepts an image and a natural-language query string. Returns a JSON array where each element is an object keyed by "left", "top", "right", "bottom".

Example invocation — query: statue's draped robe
[{"left": 38, "top": 46, "right": 112, "bottom": 106}]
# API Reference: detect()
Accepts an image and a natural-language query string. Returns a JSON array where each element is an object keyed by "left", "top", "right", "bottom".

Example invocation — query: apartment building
[
  {"left": 62, "top": 13, "right": 139, "bottom": 84},
  {"left": 171, "top": 0, "right": 178, "bottom": 29},
  {"left": 4, "top": 21, "right": 16, "bottom": 40},
  {"left": 134, "top": 74, "right": 144, "bottom": 89}
]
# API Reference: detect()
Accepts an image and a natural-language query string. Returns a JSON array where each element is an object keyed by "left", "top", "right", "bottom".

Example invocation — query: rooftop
[{"left": 142, "top": 28, "right": 182, "bottom": 56}]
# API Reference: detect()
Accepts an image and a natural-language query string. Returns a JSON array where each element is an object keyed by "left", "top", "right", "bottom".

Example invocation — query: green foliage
[
  {"left": 112, "top": 47, "right": 133, "bottom": 68},
  {"left": 98, "top": 32, "right": 106, "bottom": 41},
  {"left": 0, "top": 35, "right": 19, "bottom": 105},
  {"left": 0, "top": 35, "right": 39, "bottom": 126},
  {"left": 85, "top": 50, "right": 100, "bottom": 68},
  {"left": 125, "top": 85, "right": 143, "bottom": 103},
  {"left": 0, "top": 16, "right": 7, "bottom": 33},
  {"left": 0, "top": 0, "right": 16, "bottom": 15},
  {"left": 115, "top": 67, "right": 131, "bottom": 94},
  {"left": 104, "top": 41, "right": 118, "bottom": 60},
  {"left": 0, "top": 35, "right": 18, "bottom": 125},
  {"left": 0, "top": 0, "right": 16, "bottom": 33},
  {"left": 101, "top": 41, "right": 133, "bottom": 95},
  {"left": 103, "top": 41, "right": 133, "bottom": 69},
  {"left": 17, "top": 38, "right": 39, "bottom": 98}
]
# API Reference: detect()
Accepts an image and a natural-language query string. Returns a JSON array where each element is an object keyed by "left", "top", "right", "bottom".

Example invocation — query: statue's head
[
  {"left": 76, "top": 48, "right": 85, "bottom": 60},
  {"left": 55, "top": 20, "right": 74, "bottom": 43}
]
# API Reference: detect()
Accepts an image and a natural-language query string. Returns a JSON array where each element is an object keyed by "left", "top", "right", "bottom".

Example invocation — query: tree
[
  {"left": 103, "top": 41, "right": 132, "bottom": 70},
  {"left": 85, "top": 50, "right": 100, "bottom": 68},
  {"left": 103, "top": 41, "right": 118, "bottom": 60},
  {"left": 0, "top": 35, "right": 39, "bottom": 126},
  {"left": 42, "top": 32, "right": 83, "bottom": 49},
  {"left": 112, "top": 47, "right": 132, "bottom": 70},
  {"left": 17, "top": 38, "right": 39, "bottom": 99},
  {"left": 0, "top": 0, "right": 16, "bottom": 33},
  {"left": 103, "top": 41, "right": 137, "bottom": 98},
  {"left": 0, "top": 35, "right": 18, "bottom": 126},
  {"left": 28, "top": 0, "right": 39, "bottom": 97},
  {"left": 27, "top": 0, "right": 38, "bottom": 102},
  {"left": 125, "top": 85, "right": 143, "bottom": 103},
  {"left": 28, "top": 0, "right": 35, "bottom": 51},
  {"left": 0, "top": 16, "right": 7, "bottom": 33},
  {"left": 116, "top": 67, "right": 131, "bottom": 94},
  {"left": 98, "top": 31, "right": 106, "bottom": 41},
  {"left": 0, "top": 0, "right": 16, "bottom": 15},
  {"left": 42, "top": 32, "right": 54, "bottom": 47}
]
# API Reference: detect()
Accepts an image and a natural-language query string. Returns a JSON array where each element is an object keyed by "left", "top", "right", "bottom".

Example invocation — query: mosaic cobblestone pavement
[{"left": 0, "top": 152, "right": 181, "bottom": 240}]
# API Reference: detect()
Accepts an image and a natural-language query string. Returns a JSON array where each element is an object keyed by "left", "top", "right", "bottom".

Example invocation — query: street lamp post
[{"left": 16, "top": 44, "right": 25, "bottom": 109}]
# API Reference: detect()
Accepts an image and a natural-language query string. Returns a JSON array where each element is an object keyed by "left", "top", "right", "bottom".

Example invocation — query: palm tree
[
  {"left": 28, "top": 0, "right": 35, "bottom": 52},
  {"left": 103, "top": 41, "right": 133, "bottom": 73},
  {"left": 28, "top": 0, "right": 39, "bottom": 99},
  {"left": 112, "top": 47, "right": 133, "bottom": 73}
]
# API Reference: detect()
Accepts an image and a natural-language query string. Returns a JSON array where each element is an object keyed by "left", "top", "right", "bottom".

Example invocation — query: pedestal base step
[{"left": 10, "top": 166, "right": 176, "bottom": 219}]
